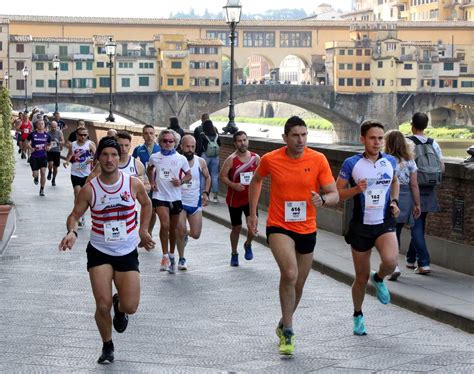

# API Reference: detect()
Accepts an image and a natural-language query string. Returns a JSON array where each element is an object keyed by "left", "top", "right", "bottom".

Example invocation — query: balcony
[
  {"left": 72, "top": 53, "right": 94, "bottom": 61},
  {"left": 32, "top": 54, "right": 55, "bottom": 61},
  {"left": 162, "top": 51, "right": 189, "bottom": 59}
]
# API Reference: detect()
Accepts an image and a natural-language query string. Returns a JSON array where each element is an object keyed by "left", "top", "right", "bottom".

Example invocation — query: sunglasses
[
  {"left": 78, "top": 133, "right": 88, "bottom": 137},
  {"left": 162, "top": 139, "right": 175, "bottom": 144}
]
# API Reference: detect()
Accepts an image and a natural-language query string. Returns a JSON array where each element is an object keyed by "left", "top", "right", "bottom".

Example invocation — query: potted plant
[{"left": 0, "top": 86, "right": 15, "bottom": 241}]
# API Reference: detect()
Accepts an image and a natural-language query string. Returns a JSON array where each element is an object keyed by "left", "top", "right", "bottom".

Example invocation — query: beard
[{"left": 184, "top": 151, "right": 194, "bottom": 161}]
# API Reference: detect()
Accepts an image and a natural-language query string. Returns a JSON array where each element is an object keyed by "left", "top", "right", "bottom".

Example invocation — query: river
[{"left": 58, "top": 112, "right": 472, "bottom": 160}]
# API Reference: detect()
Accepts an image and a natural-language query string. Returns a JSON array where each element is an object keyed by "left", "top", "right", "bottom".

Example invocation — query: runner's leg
[
  {"left": 89, "top": 265, "right": 114, "bottom": 343},
  {"left": 351, "top": 249, "right": 371, "bottom": 312}
]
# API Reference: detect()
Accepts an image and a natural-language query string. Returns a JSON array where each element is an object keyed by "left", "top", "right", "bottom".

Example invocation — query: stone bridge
[{"left": 12, "top": 85, "right": 474, "bottom": 143}]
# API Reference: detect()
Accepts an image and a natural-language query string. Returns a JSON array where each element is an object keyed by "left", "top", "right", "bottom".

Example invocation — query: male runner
[
  {"left": 27, "top": 119, "right": 51, "bottom": 196},
  {"left": 17, "top": 112, "right": 32, "bottom": 160},
  {"left": 147, "top": 130, "right": 191, "bottom": 273},
  {"left": 220, "top": 131, "right": 260, "bottom": 266},
  {"left": 58, "top": 136, "right": 155, "bottom": 364},
  {"left": 64, "top": 127, "right": 96, "bottom": 226},
  {"left": 132, "top": 125, "right": 161, "bottom": 235},
  {"left": 336, "top": 120, "right": 400, "bottom": 336},
  {"left": 47, "top": 120, "right": 64, "bottom": 186},
  {"left": 172, "top": 135, "right": 211, "bottom": 272},
  {"left": 249, "top": 116, "right": 339, "bottom": 355}
]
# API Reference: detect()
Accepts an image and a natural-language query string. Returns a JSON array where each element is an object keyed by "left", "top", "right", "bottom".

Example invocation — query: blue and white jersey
[{"left": 339, "top": 153, "right": 397, "bottom": 225}]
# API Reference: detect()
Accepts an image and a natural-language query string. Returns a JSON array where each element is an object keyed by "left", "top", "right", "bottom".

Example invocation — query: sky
[{"left": 0, "top": 0, "right": 353, "bottom": 18}]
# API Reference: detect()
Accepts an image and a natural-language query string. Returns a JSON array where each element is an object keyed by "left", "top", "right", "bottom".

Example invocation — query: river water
[{"left": 59, "top": 112, "right": 472, "bottom": 159}]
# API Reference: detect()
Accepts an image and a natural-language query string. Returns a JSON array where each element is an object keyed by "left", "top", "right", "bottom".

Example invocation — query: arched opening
[
  {"left": 278, "top": 55, "right": 311, "bottom": 85},
  {"left": 242, "top": 54, "right": 274, "bottom": 84}
]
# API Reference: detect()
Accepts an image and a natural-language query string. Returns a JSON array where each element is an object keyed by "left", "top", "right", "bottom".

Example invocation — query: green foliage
[
  {"left": 0, "top": 87, "right": 15, "bottom": 205},
  {"left": 212, "top": 116, "right": 334, "bottom": 130},
  {"left": 399, "top": 123, "right": 474, "bottom": 139}
]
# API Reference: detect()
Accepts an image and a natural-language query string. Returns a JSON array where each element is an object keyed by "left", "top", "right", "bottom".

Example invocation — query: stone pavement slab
[{"left": 0, "top": 150, "right": 473, "bottom": 372}]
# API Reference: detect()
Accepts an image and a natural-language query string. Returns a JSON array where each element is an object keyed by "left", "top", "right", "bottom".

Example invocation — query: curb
[{"left": 203, "top": 209, "right": 474, "bottom": 334}]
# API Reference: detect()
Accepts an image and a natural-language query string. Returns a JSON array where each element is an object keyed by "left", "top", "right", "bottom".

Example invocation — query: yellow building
[
  {"left": 155, "top": 34, "right": 189, "bottom": 92},
  {"left": 188, "top": 39, "right": 223, "bottom": 93}
]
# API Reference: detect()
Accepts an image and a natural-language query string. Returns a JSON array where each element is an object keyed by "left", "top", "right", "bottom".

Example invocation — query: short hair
[
  {"left": 143, "top": 124, "right": 155, "bottom": 132},
  {"left": 77, "top": 119, "right": 85, "bottom": 127},
  {"left": 116, "top": 130, "right": 132, "bottom": 142},
  {"left": 201, "top": 113, "right": 210, "bottom": 122},
  {"left": 169, "top": 116, "right": 180, "bottom": 130},
  {"left": 360, "top": 120, "right": 385, "bottom": 137},
  {"left": 158, "top": 129, "right": 181, "bottom": 148},
  {"left": 233, "top": 130, "right": 247, "bottom": 142},
  {"left": 284, "top": 116, "right": 306, "bottom": 135},
  {"left": 411, "top": 112, "right": 429, "bottom": 131}
]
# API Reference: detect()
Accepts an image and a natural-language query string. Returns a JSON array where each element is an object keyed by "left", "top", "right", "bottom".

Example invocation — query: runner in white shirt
[
  {"left": 147, "top": 129, "right": 191, "bottom": 273},
  {"left": 172, "top": 135, "right": 211, "bottom": 271}
]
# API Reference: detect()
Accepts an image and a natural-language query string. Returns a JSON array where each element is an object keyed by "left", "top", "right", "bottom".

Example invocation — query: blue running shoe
[
  {"left": 353, "top": 315, "right": 367, "bottom": 336},
  {"left": 230, "top": 253, "right": 239, "bottom": 267},
  {"left": 244, "top": 242, "right": 253, "bottom": 261},
  {"left": 370, "top": 271, "right": 390, "bottom": 304}
]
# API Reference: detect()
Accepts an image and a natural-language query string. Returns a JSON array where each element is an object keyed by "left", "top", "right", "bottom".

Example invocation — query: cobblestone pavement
[{"left": 0, "top": 152, "right": 473, "bottom": 373}]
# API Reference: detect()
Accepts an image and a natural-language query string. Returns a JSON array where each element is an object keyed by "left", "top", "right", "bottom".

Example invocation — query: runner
[
  {"left": 336, "top": 120, "right": 400, "bottom": 336},
  {"left": 16, "top": 112, "right": 32, "bottom": 160},
  {"left": 147, "top": 129, "right": 191, "bottom": 273},
  {"left": 132, "top": 125, "right": 161, "bottom": 235},
  {"left": 26, "top": 119, "right": 51, "bottom": 196},
  {"left": 248, "top": 116, "right": 339, "bottom": 355},
  {"left": 47, "top": 120, "right": 65, "bottom": 186},
  {"left": 64, "top": 127, "right": 96, "bottom": 227},
  {"left": 58, "top": 136, "right": 155, "bottom": 364},
  {"left": 172, "top": 135, "right": 211, "bottom": 272},
  {"left": 220, "top": 131, "right": 260, "bottom": 266}
]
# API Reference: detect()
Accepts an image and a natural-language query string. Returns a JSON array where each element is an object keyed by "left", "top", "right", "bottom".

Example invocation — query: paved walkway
[{"left": 0, "top": 150, "right": 473, "bottom": 373}]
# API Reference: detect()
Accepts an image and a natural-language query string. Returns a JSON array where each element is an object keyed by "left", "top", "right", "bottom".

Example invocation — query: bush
[{"left": 0, "top": 87, "right": 15, "bottom": 205}]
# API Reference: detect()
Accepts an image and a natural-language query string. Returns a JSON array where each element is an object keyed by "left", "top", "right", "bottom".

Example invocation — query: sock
[
  {"left": 169, "top": 253, "right": 175, "bottom": 259},
  {"left": 103, "top": 340, "right": 114, "bottom": 351},
  {"left": 373, "top": 272, "right": 383, "bottom": 282},
  {"left": 282, "top": 327, "right": 294, "bottom": 335},
  {"left": 353, "top": 310, "right": 363, "bottom": 317}
]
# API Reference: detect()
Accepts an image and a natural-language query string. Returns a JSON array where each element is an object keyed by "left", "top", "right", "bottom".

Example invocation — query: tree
[{"left": 0, "top": 87, "right": 14, "bottom": 205}]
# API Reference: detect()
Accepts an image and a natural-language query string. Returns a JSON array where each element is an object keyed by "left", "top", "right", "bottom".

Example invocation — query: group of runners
[{"left": 50, "top": 114, "right": 406, "bottom": 363}]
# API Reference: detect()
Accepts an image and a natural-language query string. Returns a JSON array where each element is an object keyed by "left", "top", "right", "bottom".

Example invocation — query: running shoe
[
  {"left": 47, "top": 171, "right": 52, "bottom": 180},
  {"left": 415, "top": 266, "right": 431, "bottom": 275},
  {"left": 353, "top": 315, "right": 367, "bottom": 336},
  {"left": 244, "top": 242, "right": 253, "bottom": 261},
  {"left": 21, "top": 152, "right": 26, "bottom": 159},
  {"left": 18, "top": 148, "right": 22, "bottom": 154},
  {"left": 370, "top": 271, "right": 390, "bottom": 305},
  {"left": 39, "top": 188, "right": 45, "bottom": 197},
  {"left": 168, "top": 256, "right": 176, "bottom": 274},
  {"left": 160, "top": 255, "right": 170, "bottom": 271},
  {"left": 97, "top": 345, "right": 114, "bottom": 364},
  {"left": 230, "top": 253, "right": 239, "bottom": 267},
  {"left": 406, "top": 262, "right": 416, "bottom": 269},
  {"left": 52, "top": 178, "right": 56, "bottom": 187},
  {"left": 27, "top": 156, "right": 31, "bottom": 163},
  {"left": 279, "top": 330, "right": 295, "bottom": 355},
  {"left": 34, "top": 177, "right": 39, "bottom": 185},
  {"left": 275, "top": 323, "right": 283, "bottom": 338},
  {"left": 112, "top": 293, "right": 128, "bottom": 333},
  {"left": 178, "top": 257, "right": 188, "bottom": 271},
  {"left": 212, "top": 194, "right": 219, "bottom": 203},
  {"left": 388, "top": 266, "right": 401, "bottom": 281}
]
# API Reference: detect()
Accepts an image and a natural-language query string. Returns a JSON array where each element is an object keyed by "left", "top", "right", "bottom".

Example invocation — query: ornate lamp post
[
  {"left": 105, "top": 37, "right": 116, "bottom": 122},
  {"left": 222, "top": 0, "right": 242, "bottom": 135},
  {"left": 3, "top": 71, "right": 8, "bottom": 89},
  {"left": 53, "top": 55, "right": 60, "bottom": 113},
  {"left": 22, "top": 66, "right": 29, "bottom": 112}
]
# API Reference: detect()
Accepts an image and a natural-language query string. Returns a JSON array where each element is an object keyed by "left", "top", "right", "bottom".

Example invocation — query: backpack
[
  {"left": 203, "top": 133, "right": 220, "bottom": 157},
  {"left": 408, "top": 135, "right": 442, "bottom": 187}
]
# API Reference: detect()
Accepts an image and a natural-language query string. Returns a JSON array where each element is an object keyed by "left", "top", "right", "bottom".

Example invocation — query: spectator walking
[{"left": 197, "top": 119, "right": 221, "bottom": 203}]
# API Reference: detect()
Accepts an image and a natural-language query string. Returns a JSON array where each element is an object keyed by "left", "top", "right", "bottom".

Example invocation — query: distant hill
[{"left": 169, "top": 8, "right": 308, "bottom": 20}]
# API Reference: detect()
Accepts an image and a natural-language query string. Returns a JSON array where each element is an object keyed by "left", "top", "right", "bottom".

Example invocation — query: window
[
  {"left": 97, "top": 46, "right": 106, "bottom": 54},
  {"left": 207, "top": 61, "right": 218, "bottom": 69},
  {"left": 443, "top": 62, "right": 454, "bottom": 71},
  {"left": 35, "top": 45, "right": 46, "bottom": 55},
  {"left": 16, "top": 61, "right": 25, "bottom": 71},
  {"left": 72, "top": 78, "right": 96, "bottom": 88},
  {"left": 36, "top": 79, "right": 44, "bottom": 88},
  {"left": 79, "top": 45, "right": 90, "bottom": 54},
  {"left": 347, "top": 78, "right": 354, "bottom": 86},
  {"left": 16, "top": 80, "right": 25, "bottom": 90},
  {"left": 0, "top": 41, "right": 2, "bottom": 51},
  {"left": 171, "top": 61, "right": 182, "bottom": 69},
  {"left": 377, "top": 61, "right": 383, "bottom": 68},
  {"left": 364, "top": 63, "right": 370, "bottom": 71},
  {"left": 36, "top": 62, "right": 44, "bottom": 71},
  {"left": 118, "top": 62, "right": 133, "bottom": 69},
  {"left": 347, "top": 49, "right": 354, "bottom": 55},
  {"left": 86, "top": 61, "right": 93, "bottom": 70},
  {"left": 377, "top": 79, "right": 385, "bottom": 86},
  {"left": 346, "top": 63, "right": 353, "bottom": 70},
  {"left": 404, "top": 63, "right": 413, "bottom": 70},
  {"left": 139, "top": 62, "right": 154, "bottom": 69},
  {"left": 460, "top": 66, "right": 468, "bottom": 73},
  {"left": 356, "top": 49, "right": 362, "bottom": 56},
  {"left": 139, "top": 76, "right": 149, "bottom": 86},
  {"left": 75, "top": 61, "right": 82, "bottom": 70},
  {"left": 177, "top": 78, "right": 183, "bottom": 86},
  {"left": 461, "top": 81, "right": 474, "bottom": 88},
  {"left": 386, "top": 42, "right": 396, "bottom": 51},
  {"left": 16, "top": 44, "right": 24, "bottom": 53},
  {"left": 280, "top": 32, "right": 311, "bottom": 47},
  {"left": 356, "top": 63, "right": 362, "bottom": 71},
  {"left": 365, "top": 49, "right": 371, "bottom": 56},
  {"left": 60, "top": 62, "right": 68, "bottom": 71},
  {"left": 48, "top": 80, "right": 55, "bottom": 88},
  {"left": 59, "top": 80, "right": 71, "bottom": 88},
  {"left": 338, "top": 78, "right": 345, "bottom": 86},
  {"left": 167, "top": 78, "right": 174, "bottom": 86},
  {"left": 97, "top": 62, "right": 105, "bottom": 68},
  {"left": 364, "top": 78, "right": 371, "bottom": 86},
  {"left": 0, "top": 61, "right": 2, "bottom": 70},
  {"left": 244, "top": 32, "right": 275, "bottom": 47},
  {"left": 121, "top": 78, "right": 130, "bottom": 88},
  {"left": 59, "top": 46, "right": 68, "bottom": 57},
  {"left": 339, "top": 63, "right": 345, "bottom": 70},
  {"left": 339, "top": 49, "right": 345, "bottom": 55},
  {"left": 206, "top": 30, "right": 238, "bottom": 47},
  {"left": 99, "top": 77, "right": 110, "bottom": 87},
  {"left": 401, "top": 78, "right": 412, "bottom": 86},
  {"left": 356, "top": 79, "right": 362, "bottom": 87}
]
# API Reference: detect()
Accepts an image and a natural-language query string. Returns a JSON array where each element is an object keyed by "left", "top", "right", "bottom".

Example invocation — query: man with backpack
[
  {"left": 407, "top": 112, "right": 444, "bottom": 275},
  {"left": 197, "top": 120, "right": 221, "bottom": 203}
]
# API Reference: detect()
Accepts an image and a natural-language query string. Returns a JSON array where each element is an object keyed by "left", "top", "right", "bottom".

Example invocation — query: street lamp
[
  {"left": 3, "top": 71, "right": 8, "bottom": 89},
  {"left": 22, "top": 66, "right": 29, "bottom": 112},
  {"left": 53, "top": 55, "right": 60, "bottom": 113},
  {"left": 222, "top": 0, "right": 242, "bottom": 135},
  {"left": 105, "top": 37, "right": 116, "bottom": 122}
]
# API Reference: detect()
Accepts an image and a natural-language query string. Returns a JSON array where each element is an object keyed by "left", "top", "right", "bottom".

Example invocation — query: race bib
[
  {"left": 159, "top": 167, "right": 172, "bottom": 180},
  {"left": 50, "top": 141, "right": 58, "bottom": 148},
  {"left": 182, "top": 180, "right": 193, "bottom": 190},
  {"left": 35, "top": 144, "right": 45, "bottom": 151},
  {"left": 239, "top": 171, "right": 254, "bottom": 186},
  {"left": 104, "top": 220, "right": 128, "bottom": 242},
  {"left": 284, "top": 201, "right": 307, "bottom": 222},
  {"left": 79, "top": 162, "right": 88, "bottom": 169},
  {"left": 365, "top": 188, "right": 385, "bottom": 210},
  {"left": 23, "top": 128, "right": 30, "bottom": 134}
]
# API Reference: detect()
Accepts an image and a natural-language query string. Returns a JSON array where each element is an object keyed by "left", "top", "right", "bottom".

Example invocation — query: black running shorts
[
  {"left": 30, "top": 156, "right": 48, "bottom": 171},
  {"left": 345, "top": 218, "right": 397, "bottom": 252},
  {"left": 71, "top": 175, "right": 88, "bottom": 188},
  {"left": 266, "top": 226, "right": 317, "bottom": 255},
  {"left": 86, "top": 242, "right": 139, "bottom": 272},
  {"left": 47, "top": 151, "right": 60, "bottom": 167},
  {"left": 152, "top": 199, "right": 183, "bottom": 215}
]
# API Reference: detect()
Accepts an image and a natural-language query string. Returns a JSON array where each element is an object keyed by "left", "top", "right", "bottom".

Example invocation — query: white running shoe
[{"left": 160, "top": 255, "right": 170, "bottom": 271}]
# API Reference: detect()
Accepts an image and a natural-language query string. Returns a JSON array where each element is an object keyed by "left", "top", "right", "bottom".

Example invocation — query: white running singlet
[
  {"left": 181, "top": 156, "right": 202, "bottom": 207},
  {"left": 119, "top": 156, "right": 138, "bottom": 177},
  {"left": 71, "top": 140, "right": 93, "bottom": 178}
]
